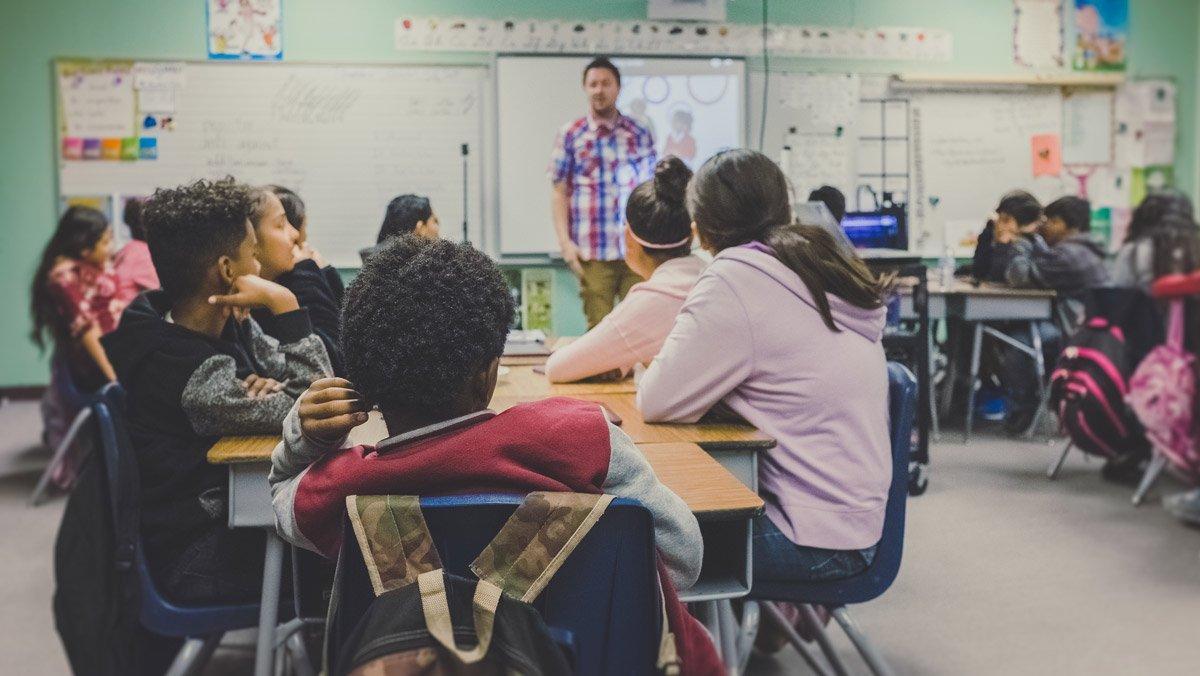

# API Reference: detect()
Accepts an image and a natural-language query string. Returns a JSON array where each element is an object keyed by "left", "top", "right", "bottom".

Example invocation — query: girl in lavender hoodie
[
  {"left": 546, "top": 156, "right": 707, "bottom": 382},
  {"left": 639, "top": 149, "right": 893, "bottom": 586}
]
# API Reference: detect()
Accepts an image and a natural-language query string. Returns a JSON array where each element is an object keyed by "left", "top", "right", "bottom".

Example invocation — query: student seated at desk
[
  {"left": 103, "top": 178, "right": 332, "bottom": 605},
  {"left": 1111, "top": 190, "right": 1196, "bottom": 290},
  {"left": 546, "top": 156, "right": 706, "bottom": 382},
  {"left": 972, "top": 190, "right": 1043, "bottom": 282},
  {"left": 637, "top": 150, "right": 890, "bottom": 615},
  {"left": 358, "top": 193, "right": 440, "bottom": 263},
  {"left": 807, "top": 185, "right": 846, "bottom": 222},
  {"left": 269, "top": 235, "right": 721, "bottom": 675},
  {"left": 269, "top": 184, "right": 345, "bottom": 299},
  {"left": 248, "top": 187, "right": 346, "bottom": 375},
  {"left": 992, "top": 196, "right": 1109, "bottom": 432}
]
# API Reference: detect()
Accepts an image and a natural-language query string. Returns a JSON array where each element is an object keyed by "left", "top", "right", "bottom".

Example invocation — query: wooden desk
[{"left": 493, "top": 364, "right": 637, "bottom": 398}]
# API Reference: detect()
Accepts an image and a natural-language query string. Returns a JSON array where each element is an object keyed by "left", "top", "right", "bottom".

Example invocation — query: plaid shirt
[{"left": 548, "top": 113, "right": 657, "bottom": 261}]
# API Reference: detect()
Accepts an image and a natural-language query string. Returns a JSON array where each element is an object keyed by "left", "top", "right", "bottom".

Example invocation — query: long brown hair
[{"left": 687, "top": 148, "right": 890, "bottom": 332}]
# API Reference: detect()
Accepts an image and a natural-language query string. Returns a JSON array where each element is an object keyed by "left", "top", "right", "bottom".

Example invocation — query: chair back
[
  {"left": 90, "top": 384, "right": 259, "bottom": 637},
  {"left": 328, "top": 494, "right": 661, "bottom": 676},
  {"left": 750, "top": 361, "right": 917, "bottom": 605}
]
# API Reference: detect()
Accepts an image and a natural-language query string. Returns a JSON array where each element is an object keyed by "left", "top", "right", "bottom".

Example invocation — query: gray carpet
[{"left": 1, "top": 398, "right": 1196, "bottom": 675}]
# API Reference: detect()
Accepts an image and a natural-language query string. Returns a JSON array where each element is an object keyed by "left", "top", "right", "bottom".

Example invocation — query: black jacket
[
  {"left": 102, "top": 291, "right": 328, "bottom": 581},
  {"left": 255, "top": 259, "right": 346, "bottom": 376}
]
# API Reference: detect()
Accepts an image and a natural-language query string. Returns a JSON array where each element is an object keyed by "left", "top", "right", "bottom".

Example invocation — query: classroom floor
[{"left": 1, "top": 399, "right": 1197, "bottom": 676}]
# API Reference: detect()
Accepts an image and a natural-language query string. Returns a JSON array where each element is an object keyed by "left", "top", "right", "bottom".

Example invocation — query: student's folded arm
[
  {"left": 268, "top": 399, "right": 349, "bottom": 552},
  {"left": 1003, "top": 237, "right": 1044, "bottom": 288},
  {"left": 637, "top": 273, "right": 752, "bottom": 423},
  {"left": 600, "top": 419, "right": 702, "bottom": 590},
  {"left": 181, "top": 354, "right": 298, "bottom": 436},
  {"left": 545, "top": 303, "right": 640, "bottom": 382},
  {"left": 245, "top": 312, "right": 333, "bottom": 397}
]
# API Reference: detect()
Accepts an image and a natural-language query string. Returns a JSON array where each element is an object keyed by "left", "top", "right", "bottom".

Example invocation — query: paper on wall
[
  {"left": 1062, "top": 89, "right": 1112, "bottom": 164},
  {"left": 1013, "top": 0, "right": 1064, "bottom": 68},
  {"left": 59, "top": 64, "right": 136, "bottom": 139}
]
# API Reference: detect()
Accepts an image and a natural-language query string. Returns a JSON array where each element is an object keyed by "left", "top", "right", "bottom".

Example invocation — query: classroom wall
[{"left": 1, "top": 0, "right": 1196, "bottom": 387}]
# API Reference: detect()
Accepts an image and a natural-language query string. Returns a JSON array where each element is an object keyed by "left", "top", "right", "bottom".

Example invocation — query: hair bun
[{"left": 653, "top": 156, "right": 692, "bottom": 208}]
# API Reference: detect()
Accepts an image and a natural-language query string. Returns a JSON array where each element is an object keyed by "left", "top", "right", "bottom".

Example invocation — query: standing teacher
[{"left": 549, "top": 57, "right": 658, "bottom": 328}]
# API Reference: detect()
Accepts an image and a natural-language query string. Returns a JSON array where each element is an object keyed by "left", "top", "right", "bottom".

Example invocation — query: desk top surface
[{"left": 900, "top": 278, "right": 1057, "bottom": 298}]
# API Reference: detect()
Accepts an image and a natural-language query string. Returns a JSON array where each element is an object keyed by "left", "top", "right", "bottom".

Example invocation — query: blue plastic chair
[
  {"left": 748, "top": 361, "right": 917, "bottom": 676},
  {"left": 91, "top": 384, "right": 261, "bottom": 676},
  {"left": 328, "top": 494, "right": 661, "bottom": 676}
]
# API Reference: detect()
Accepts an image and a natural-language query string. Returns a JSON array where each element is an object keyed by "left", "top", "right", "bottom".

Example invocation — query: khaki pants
[{"left": 578, "top": 259, "right": 642, "bottom": 328}]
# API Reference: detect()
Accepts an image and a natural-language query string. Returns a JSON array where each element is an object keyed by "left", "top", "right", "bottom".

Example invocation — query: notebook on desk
[{"left": 504, "top": 329, "right": 551, "bottom": 356}]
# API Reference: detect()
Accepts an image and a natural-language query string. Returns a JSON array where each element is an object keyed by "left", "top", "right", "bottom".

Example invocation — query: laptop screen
[{"left": 841, "top": 210, "right": 905, "bottom": 250}]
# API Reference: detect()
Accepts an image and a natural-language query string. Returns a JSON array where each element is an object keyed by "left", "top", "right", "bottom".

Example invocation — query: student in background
[
  {"left": 30, "top": 206, "right": 122, "bottom": 389},
  {"left": 360, "top": 194, "right": 440, "bottom": 263},
  {"left": 1111, "top": 189, "right": 1195, "bottom": 289},
  {"left": 545, "top": 156, "right": 705, "bottom": 383},
  {"left": 807, "top": 185, "right": 847, "bottom": 223},
  {"left": 269, "top": 236, "right": 720, "bottom": 674},
  {"left": 112, "top": 197, "right": 160, "bottom": 304},
  {"left": 102, "top": 178, "right": 331, "bottom": 607},
  {"left": 1000, "top": 195, "right": 1109, "bottom": 302},
  {"left": 268, "top": 184, "right": 345, "bottom": 299},
  {"left": 972, "top": 190, "right": 1043, "bottom": 282},
  {"left": 637, "top": 150, "right": 890, "bottom": 646},
  {"left": 992, "top": 196, "right": 1110, "bottom": 433},
  {"left": 250, "top": 187, "right": 345, "bottom": 375}
]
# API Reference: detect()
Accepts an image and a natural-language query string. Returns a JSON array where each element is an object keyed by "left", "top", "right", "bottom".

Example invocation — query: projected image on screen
[{"left": 616, "top": 58, "right": 742, "bottom": 170}]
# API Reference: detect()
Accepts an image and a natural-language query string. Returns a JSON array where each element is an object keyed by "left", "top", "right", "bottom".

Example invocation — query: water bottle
[{"left": 938, "top": 244, "right": 956, "bottom": 289}]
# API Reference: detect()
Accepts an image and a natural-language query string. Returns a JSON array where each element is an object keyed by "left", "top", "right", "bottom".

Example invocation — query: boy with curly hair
[
  {"left": 269, "top": 235, "right": 721, "bottom": 674},
  {"left": 103, "top": 177, "right": 332, "bottom": 604}
]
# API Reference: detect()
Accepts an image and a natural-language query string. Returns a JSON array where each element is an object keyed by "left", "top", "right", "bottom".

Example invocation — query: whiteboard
[
  {"left": 496, "top": 55, "right": 746, "bottom": 256},
  {"left": 907, "top": 91, "right": 1067, "bottom": 256},
  {"left": 57, "top": 61, "right": 488, "bottom": 267}
]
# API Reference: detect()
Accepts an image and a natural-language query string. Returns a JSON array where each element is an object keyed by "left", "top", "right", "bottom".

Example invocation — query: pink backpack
[{"left": 1127, "top": 300, "right": 1200, "bottom": 482}]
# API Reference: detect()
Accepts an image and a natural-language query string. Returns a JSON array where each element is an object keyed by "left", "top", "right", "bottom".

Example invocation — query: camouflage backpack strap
[
  {"left": 346, "top": 495, "right": 443, "bottom": 595},
  {"left": 470, "top": 492, "right": 614, "bottom": 603}
]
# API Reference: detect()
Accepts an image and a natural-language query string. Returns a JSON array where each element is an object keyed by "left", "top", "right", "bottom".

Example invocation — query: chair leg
[
  {"left": 1047, "top": 440, "right": 1072, "bottom": 480},
  {"left": 736, "top": 601, "right": 759, "bottom": 675},
  {"left": 798, "top": 604, "right": 851, "bottom": 676},
  {"left": 29, "top": 407, "right": 92, "bottom": 506},
  {"left": 831, "top": 607, "right": 895, "bottom": 676},
  {"left": 164, "top": 634, "right": 223, "bottom": 676},
  {"left": 1132, "top": 453, "right": 1168, "bottom": 506},
  {"left": 760, "top": 602, "right": 832, "bottom": 676}
]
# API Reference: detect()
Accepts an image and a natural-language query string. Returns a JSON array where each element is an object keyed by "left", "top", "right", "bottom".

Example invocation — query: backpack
[
  {"left": 1128, "top": 300, "right": 1200, "bottom": 482},
  {"left": 1048, "top": 316, "right": 1148, "bottom": 459},
  {"left": 328, "top": 492, "right": 680, "bottom": 676}
]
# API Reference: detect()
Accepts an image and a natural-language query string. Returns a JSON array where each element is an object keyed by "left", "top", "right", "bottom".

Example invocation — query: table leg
[
  {"left": 964, "top": 322, "right": 983, "bottom": 444},
  {"left": 254, "top": 531, "right": 285, "bottom": 676},
  {"left": 1024, "top": 322, "right": 1047, "bottom": 439},
  {"left": 716, "top": 600, "right": 740, "bottom": 675}
]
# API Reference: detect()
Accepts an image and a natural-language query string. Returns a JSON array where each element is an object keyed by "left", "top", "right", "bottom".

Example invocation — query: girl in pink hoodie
[
  {"left": 639, "top": 149, "right": 893, "bottom": 590},
  {"left": 546, "top": 156, "right": 706, "bottom": 382}
]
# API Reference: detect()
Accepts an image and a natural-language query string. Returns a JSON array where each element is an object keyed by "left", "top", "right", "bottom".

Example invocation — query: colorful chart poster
[
  {"left": 208, "top": 0, "right": 283, "bottom": 60},
  {"left": 1072, "top": 0, "right": 1128, "bottom": 71}
]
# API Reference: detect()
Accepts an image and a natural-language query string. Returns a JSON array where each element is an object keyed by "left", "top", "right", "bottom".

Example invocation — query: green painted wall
[{"left": 2, "top": 0, "right": 1196, "bottom": 386}]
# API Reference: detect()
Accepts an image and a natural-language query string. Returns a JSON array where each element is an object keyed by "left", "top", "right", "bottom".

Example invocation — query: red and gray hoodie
[{"left": 268, "top": 396, "right": 721, "bottom": 675}]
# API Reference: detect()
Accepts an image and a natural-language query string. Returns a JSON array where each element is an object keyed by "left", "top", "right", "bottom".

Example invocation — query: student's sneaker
[{"left": 1163, "top": 489, "right": 1200, "bottom": 526}]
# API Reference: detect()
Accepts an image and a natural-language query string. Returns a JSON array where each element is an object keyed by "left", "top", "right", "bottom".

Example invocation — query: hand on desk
[{"left": 298, "top": 377, "right": 371, "bottom": 444}]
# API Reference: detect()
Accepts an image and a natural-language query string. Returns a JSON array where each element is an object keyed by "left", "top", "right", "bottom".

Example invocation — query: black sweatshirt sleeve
[{"left": 262, "top": 260, "right": 346, "bottom": 376}]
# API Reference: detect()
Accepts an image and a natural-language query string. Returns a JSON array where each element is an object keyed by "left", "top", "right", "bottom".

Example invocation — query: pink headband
[{"left": 626, "top": 225, "right": 693, "bottom": 250}]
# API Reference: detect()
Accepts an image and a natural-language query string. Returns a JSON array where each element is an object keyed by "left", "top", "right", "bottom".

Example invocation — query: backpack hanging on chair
[
  {"left": 1128, "top": 296, "right": 1200, "bottom": 483},
  {"left": 328, "top": 492, "right": 681, "bottom": 676},
  {"left": 1048, "top": 314, "right": 1148, "bottom": 459}
]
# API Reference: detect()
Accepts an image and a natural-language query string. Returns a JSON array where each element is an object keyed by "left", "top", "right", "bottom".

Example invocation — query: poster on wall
[
  {"left": 1072, "top": 0, "right": 1127, "bottom": 71},
  {"left": 207, "top": 0, "right": 283, "bottom": 60}
]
